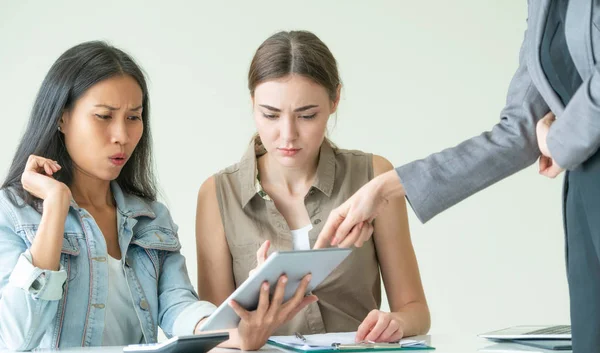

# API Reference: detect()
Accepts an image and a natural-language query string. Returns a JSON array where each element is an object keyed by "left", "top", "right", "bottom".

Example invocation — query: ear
[
  {"left": 59, "top": 109, "right": 73, "bottom": 134},
  {"left": 331, "top": 84, "right": 342, "bottom": 114}
]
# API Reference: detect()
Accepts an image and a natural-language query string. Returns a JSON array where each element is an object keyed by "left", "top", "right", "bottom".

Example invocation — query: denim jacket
[{"left": 0, "top": 182, "right": 215, "bottom": 350}]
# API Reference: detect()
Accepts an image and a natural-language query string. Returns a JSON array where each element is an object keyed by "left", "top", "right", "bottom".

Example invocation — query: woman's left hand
[{"left": 355, "top": 310, "right": 405, "bottom": 343}]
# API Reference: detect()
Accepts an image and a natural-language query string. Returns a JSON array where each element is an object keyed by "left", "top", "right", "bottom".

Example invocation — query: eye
[
  {"left": 262, "top": 113, "right": 278, "bottom": 120},
  {"left": 300, "top": 114, "right": 317, "bottom": 120},
  {"left": 128, "top": 115, "right": 142, "bottom": 121},
  {"left": 95, "top": 114, "right": 111, "bottom": 120}
]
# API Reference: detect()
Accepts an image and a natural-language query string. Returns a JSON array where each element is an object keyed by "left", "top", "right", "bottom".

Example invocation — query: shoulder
[
  {"left": 132, "top": 199, "right": 179, "bottom": 237},
  {"left": 0, "top": 188, "right": 19, "bottom": 211},
  {"left": 333, "top": 147, "right": 372, "bottom": 169},
  {"left": 333, "top": 146, "right": 372, "bottom": 159},
  {"left": 123, "top": 192, "right": 179, "bottom": 236},
  {"left": 215, "top": 159, "right": 246, "bottom": 179},
  {"left": 145, "top": 199, "right": 172, "bottom": 222},
  {"left": 198, "top": 175, "right": 217, "bottom": 204},
  {"left": 372, "top": 155, "right": 394, "bottom": 177},
  {"left": 211, "top": 159, "right": 248, "bottom": 192},
  {"left": 0, "top": 188, "right": 38, "bottom": 230},
  {"left": 333, "top": 147, "right": 393, "bottom": 177}
]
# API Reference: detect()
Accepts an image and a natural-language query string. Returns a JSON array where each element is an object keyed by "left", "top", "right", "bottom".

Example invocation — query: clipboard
[
  {"left": 266, "top": 341, "right": 435, "bottom": 352},
  {"left": 267, "top": 332, "right": 435, "bottom": 352}
]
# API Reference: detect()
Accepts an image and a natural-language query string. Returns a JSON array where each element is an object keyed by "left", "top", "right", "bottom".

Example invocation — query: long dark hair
[{"left": 1, "top": 41, "right": 157, "bottom": 208}]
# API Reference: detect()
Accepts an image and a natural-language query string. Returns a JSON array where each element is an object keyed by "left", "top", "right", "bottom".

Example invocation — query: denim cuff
[
  {"left": 173, "top": 301, "right": 217, "bottom": 336},
  {"left": 8, "top": 250, "right": 67, "bottom": 301}
]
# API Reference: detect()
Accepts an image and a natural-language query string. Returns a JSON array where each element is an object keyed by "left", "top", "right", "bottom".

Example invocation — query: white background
[{"left": 0, "top": 0, "right": 568, "bottom": 338}]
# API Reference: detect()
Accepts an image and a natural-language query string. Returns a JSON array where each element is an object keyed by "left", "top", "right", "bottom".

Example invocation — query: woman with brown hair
[{"left": 196, "top": 31, "right": 430, "bottom": 346}]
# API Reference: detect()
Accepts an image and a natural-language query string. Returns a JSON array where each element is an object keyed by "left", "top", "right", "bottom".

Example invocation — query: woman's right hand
[
  {"left": 230, "top": 273, "right": 318, "bottom": 351},
  {"left": 21, "top": 155, "right": 71, "bottom": 205}
]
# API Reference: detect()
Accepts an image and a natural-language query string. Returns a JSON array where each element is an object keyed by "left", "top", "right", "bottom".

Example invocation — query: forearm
[
  {"left": 373, "top": 170, "right": 405, "bottom": 201},
  {"left": 390, "top": 301, "right": 431, "bottom": 337},
  {"left": 30, "top": 194, "right": 70, "bottom": 271},
  {"left": 395, "top": 15, "right": 548, "bottom": 223}
]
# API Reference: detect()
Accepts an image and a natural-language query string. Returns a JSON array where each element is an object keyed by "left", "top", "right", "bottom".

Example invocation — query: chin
[
  {"left": 97, "top": 170, "right": 121, "bottom": 182},
  {"left": 276, "top": 156, "right": 306, "bottom": 168}
]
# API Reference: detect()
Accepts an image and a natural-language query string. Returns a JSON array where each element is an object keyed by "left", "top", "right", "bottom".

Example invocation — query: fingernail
[
  {"left": 281, "top": 276, "right": 288, "bottom": 284},
  {"left": 263, "top": 282, "right": 269, "bottom": 290},
  {"left": 306, "top": 274, "right": 312, "bottom": 282},
  {"left": 331, "top": 237, "right": 339, "bottom": 246}
]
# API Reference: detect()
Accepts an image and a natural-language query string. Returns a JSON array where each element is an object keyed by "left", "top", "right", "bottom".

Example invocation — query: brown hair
[{"left": 248, "top": 30, "right": 341, "bottom": 101}]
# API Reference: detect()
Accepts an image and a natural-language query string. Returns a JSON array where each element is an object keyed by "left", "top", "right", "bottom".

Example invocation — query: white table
[{"left": 3, "top": 334, "right": 569, "bottom": 353}]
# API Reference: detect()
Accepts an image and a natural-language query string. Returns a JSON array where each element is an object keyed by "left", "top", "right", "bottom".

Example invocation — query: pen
[{"left": 295, "top": 332, "right": 308, "bottom": 344}]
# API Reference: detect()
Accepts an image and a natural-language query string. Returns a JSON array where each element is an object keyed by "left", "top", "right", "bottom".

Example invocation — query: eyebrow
[
  {"left": 259, "top": 104, "right": 319, "bottom": 113},
  {"left": 94, "top": 104, "right": 143, "bottom": 111}
]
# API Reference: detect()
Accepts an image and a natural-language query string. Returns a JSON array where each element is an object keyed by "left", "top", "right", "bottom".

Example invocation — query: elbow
[
  {"left": 420, "top": 309, "right": 431, "bottom": 335},
  {"left": 0, "top": 333, "right": 38, "bottom": 352},
  {"left": 520, "top": 124, "right": 543, "bottom": 169},
  {"left": 522, "top": 137, "right": 541, "bottom": 167},
  {"left": 518, "top": 146, "right": 540, "bottom": 172},
  {"left": 0, "top": 300, "right": 52, "bottom": 351},
  {"left": 397, "top": 301, "right": 431, "bottom": 337},
  {"left": 415, "top": 304, "right": 431, "bottom": 336}
]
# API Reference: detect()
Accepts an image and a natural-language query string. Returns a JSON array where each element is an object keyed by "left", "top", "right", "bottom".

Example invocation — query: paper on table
[{"left": 269, "top": 332, "right": 426, "bottom": 350}]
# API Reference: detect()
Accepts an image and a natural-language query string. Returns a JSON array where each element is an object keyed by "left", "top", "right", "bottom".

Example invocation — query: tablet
[
  {"left": 123, "top": 332, "right": 229, "bottom": 353},
  {"left": 199, "top": 248, "right": 352, "bottom": 331}
]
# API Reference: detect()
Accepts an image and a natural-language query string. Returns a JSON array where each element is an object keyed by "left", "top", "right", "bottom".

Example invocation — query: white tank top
[
  {"left": 102, "top": 256, "right": 144, "bottom": 346},
  {"left": 290, "top": 224, "right": 313, "bottom": 250}
]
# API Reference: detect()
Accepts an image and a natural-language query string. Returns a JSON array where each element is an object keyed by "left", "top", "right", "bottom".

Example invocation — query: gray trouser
[{"left": 564, "top": 149, "right": 600, "bottom": 353}]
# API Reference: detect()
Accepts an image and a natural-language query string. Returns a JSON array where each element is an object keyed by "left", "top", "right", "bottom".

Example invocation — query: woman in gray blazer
[{"left": 316, "top": 1, "right": 600, "bottom": 352}]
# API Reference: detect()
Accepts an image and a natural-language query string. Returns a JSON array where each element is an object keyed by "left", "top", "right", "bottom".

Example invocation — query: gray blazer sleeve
[
  {"left": 547, "top": 68, "right": 600, "bottom": 170},
  {"left": 396, "top": 20, "right": 549, "bottom": 224}
]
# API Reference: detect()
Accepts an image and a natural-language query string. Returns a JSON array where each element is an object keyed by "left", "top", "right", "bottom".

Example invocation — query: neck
[
  {"left": 259, "top": 153, "right": 318, "bottom": 197},
  {"left": 70, "top": 170, "right": 113, "bottom": 209}
]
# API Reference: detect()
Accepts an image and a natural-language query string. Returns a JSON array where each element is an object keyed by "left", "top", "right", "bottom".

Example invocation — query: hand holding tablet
[{"left": 199, "top": 248, "right": 352, "bottom": 332}]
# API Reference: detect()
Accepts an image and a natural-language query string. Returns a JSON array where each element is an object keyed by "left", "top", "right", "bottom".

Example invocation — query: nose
[
  {"left": 279, "top": 115, "right": 299, "bottom": 142},
  {"left": 110, "top": 118, "right": 130, "bottom": 146}
]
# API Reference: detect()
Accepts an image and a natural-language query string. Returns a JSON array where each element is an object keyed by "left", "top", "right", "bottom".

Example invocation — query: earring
[{"left": 58, "top": 126, "right": 62, "bottom": 132}]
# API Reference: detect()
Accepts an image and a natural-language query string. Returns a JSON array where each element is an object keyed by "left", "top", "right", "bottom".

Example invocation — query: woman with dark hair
[{"left": 0, "top": 41, "right": 311, "bottom": 351}]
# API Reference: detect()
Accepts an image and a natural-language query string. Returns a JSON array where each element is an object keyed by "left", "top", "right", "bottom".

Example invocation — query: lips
[
  {"left": 278, "top": 148, "right": 301, "bottom": 156},
  {"left": 109, "top": 153, "right": 127, "bottom": 166}
]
